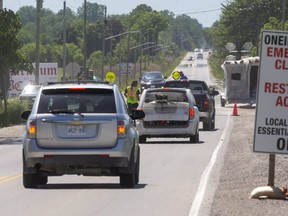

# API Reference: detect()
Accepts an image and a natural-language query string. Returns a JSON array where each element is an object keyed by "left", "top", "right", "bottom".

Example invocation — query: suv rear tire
[
  {"left": 211, "top": 111, "right": 215, "bottom": 130},
  {"left": 135, "top": 147, "right": 140, "bottom": 184},
  {"left": 119, "top": 149, "right": 137, "bottom": 188},
  {"left": 190, "top": 126, "right": 199, "bottom": 143},
  {"left": 139, "top": 136, "right": 146, "bottom": 143},
  {"left": 203, "top": 118, "right": 212, "bottom": 131},
  {"left": 23, "top": 173, "right": 40, "bottom": 188}
]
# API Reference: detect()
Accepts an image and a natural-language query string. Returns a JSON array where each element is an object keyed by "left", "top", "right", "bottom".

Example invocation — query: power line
[{"left": 181, "top": 8, "right": 221, "bottom": 15}]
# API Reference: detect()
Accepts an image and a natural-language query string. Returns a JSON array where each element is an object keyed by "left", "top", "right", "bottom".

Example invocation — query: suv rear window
[
  {"left": 165, "top": 81, "right": 208, "bottom": 91},
  {"left": 38, "top": 88, "right": 116, "bottom": 114},
  {"left": 144, "top": 90, "right": 188, "bottom": 103}
]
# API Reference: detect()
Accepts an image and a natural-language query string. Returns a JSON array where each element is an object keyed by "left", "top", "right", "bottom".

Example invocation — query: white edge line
[{"left": 188, "top": 115, "right": 232, "bottom": 216}]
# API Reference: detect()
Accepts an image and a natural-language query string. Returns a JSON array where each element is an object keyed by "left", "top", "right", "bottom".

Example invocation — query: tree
[
  {"left": 87, "top": 50, "right": 102, "bottom": 73},
  {"left": 0, "top": 9, "right": 33, "bottom": 126},
  {"left": 208, "top": 0, "right": 285, "bottom": 59},
  {"left": 17, "top": 6, "right": 37, "bottom": 26},
  {"left": 77, "top": 2, "right": 106, "bottom": 22}
]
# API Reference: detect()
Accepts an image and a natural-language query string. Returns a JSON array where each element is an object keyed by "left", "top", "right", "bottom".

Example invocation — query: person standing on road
[{"left": 124, "top": 80, "right": 140, "bottom": 114}]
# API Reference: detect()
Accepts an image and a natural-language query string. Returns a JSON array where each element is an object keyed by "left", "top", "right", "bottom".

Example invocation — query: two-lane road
[{"left": 0, "top": 53, "right": 232, "bottom": 216}]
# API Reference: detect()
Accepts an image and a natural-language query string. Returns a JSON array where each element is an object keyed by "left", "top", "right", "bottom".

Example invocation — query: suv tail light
[
  {"left": 117, "top": 120, "right": 127, "bottom": 138},
  {"left": 189, "top": 107, "right": 195, "bottom": 119},
  {"left": 28, "top": 120, "right": 36, "bottom": 139}
]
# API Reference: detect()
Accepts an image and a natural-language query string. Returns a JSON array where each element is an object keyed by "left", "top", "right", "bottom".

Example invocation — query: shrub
[{"left": 0, "top": 97, "right": 28, "bottom": 127}]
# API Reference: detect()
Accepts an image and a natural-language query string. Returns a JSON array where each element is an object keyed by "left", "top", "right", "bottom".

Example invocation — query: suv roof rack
[{"left": 47, "top": 80, "right": 111, "bottom": 86}]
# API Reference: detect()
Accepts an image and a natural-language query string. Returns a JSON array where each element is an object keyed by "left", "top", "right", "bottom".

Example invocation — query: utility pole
[
  {"left": 83, "top": 0, "right": 87, "bottom": 78},
  {"left": 282, "top": 0, "right": 286, "bottom": 31},
  {"left": 35, "top": 0, "right": 43, "bottom": 85},
  {"left": 101, "top": 6, "right": 107, "bottom": 81},
  {"left": 126, "top": 27, "right": 131, "bottom": 86},
  {"left": 63, "top": 0, "right": 67, "bottom": 81},
  {"left": 0, "top": 0, "right": 3, "bottom": 10}
]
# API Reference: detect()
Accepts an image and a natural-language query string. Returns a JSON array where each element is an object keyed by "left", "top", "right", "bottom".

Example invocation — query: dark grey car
[
  {"left": 140, "top": 71, "right": 166, "bottom": 91},
  {"left": 21, "top": 81, "right": 145, "bottom": 188}
]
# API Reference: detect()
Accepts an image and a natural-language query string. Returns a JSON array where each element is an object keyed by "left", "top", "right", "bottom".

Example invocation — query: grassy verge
[
  {"left": 161, "top": 52, "right": 186, "bottom": 78},
  {"left": 0, "top": 97, "right": 28, "bottom": 127},
  {"left": 208, "top": 56, "right": 225, "bottom": 89}
]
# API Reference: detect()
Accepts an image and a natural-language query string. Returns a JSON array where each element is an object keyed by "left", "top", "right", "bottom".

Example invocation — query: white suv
[
  {"left": 21, "top": 81, "right": 145, "bottom": 188},
  {"left": 136, "top": 88, "right": 199, "bottom": 143}
]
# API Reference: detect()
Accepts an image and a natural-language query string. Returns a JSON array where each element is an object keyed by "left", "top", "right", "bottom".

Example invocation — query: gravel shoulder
[
  {"left": 0, "top": 124, "right": 25, "bottom": 144},
  {"left": 206, "top": 108, "right": 288, "bottom": 216}
]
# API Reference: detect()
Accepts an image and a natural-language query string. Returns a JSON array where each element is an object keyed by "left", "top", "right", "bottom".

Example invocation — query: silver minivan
[{"left": 21, "top": 82, "right": 145, "bottom": 188}]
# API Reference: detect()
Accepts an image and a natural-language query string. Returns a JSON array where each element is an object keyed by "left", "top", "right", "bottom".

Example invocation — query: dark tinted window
[
  {"left": 164, "top": 81, "right": 208, "bottom": 91},
  {"left": 144, "top": 90, "right": 188, "bottom": 103},
  {"left": 164, "top": 81, "right": 189, "bottom": 88},
  {"left": 231, "top": 73, "right": 241, "bottom": 80},
  {"left": 143, "top": 72, "right": 163, "bottom": 80},
  {"left": 38, "top": 88, "right": 116, "bottom": 114}
]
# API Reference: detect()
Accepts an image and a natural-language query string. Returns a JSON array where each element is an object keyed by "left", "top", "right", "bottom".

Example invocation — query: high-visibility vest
[{"left": 126, "top": 86, "right": 139, "bottom": 104}]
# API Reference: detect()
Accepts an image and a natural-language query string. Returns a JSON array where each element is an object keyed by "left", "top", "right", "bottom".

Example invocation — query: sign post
[{"left": 254, "top": 30, "right": 288, "bottom": 186}]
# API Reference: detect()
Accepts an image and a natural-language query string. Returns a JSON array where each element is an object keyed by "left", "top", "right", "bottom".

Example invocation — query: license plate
[
  {"left": 67, "top": 125, "right": 86, "bottom": 136},
  {"left": 151, "top": 85, "right": 155, "bottom": 88}
]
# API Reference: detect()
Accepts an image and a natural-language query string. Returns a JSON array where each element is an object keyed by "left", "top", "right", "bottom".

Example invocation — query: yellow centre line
[{"left": 0, "top": 173, "right": 22, "bottom": 184}]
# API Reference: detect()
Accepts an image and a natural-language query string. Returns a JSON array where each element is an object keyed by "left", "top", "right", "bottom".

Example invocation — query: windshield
[
  {"left": 21, "top": 85, "right": 41, "bottom": 95},
  {"left": 144, "top": 73, "right": 163, "bottom": 80}
]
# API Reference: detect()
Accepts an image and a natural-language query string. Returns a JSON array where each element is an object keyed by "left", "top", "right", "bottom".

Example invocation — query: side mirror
[
  {"left": 209, "top": 87, "right": 219, "bottom": 96},
  {"left": 21, "top": 110, "right": 31, "bottom": 120},
  {"left": 130, "top": 110, "right": 145, "bottom": 120},
  {"left": 212, "top": 90, "right": 219, "bottom": 96}
]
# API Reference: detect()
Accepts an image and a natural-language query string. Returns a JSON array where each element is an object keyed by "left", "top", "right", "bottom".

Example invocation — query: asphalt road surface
[{"left": 0, "top": 52, "right": 234, "bottom": 216}]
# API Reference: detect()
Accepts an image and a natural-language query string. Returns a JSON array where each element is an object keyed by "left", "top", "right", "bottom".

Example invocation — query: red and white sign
[
  {"left": 254, "top": 30, "right": 288, "bottom": 154},
  {"left": 8, "top": 63, "right": 58, "bottom": 97}
]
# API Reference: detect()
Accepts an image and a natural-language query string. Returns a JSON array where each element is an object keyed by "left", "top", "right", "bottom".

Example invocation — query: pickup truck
[{"left": 164, "top": 80, "right": 219, "bottom": 130}]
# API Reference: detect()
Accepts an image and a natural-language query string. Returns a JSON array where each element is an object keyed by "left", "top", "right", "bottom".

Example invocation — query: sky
[{"left": 3, "top": 0, "right": 228, "bottom": 27}]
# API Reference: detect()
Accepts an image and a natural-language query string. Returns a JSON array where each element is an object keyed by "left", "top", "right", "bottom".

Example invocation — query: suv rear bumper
[
  {"left": 136, "top": 120, "right": 198, "bottom": 137},
  {"left": 23, "top": 138, "right": 135, "bottom": 175}
]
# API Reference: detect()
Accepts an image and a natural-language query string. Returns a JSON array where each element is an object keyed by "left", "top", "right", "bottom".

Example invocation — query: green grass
[
  {"left": 208, "top": 57, "right": 225, "bottom": 88},
  {"left": 0, "top": 97, "right": 28, "bottom": 127}
]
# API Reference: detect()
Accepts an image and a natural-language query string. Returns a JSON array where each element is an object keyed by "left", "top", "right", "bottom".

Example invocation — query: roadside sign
[
  {"left": 253, "top": 30, "right": 288, "bottom": 154},
  {"left": 172, "top": 71, "right": 180, "bottom": 80},
  {"left": 119, "top": 63, "right": 133, "bottom": 76},
  {"left": 105, "top": 72, "right": 116, "bottom": 82}
]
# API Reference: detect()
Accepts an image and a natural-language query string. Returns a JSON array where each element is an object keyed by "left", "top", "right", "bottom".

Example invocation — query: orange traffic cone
[{"left": 232, "top": 102, "right": 239, "bottom": 116}]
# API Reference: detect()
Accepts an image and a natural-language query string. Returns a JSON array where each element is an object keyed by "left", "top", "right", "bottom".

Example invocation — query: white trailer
[{"left": 220, "top": 56, "right": 259, "bottom": 106}]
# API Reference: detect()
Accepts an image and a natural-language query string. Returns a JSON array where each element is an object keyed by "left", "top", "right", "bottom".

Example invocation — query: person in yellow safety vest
[{"left": 124, "top": 80, "right": 140, "bottom": 114}]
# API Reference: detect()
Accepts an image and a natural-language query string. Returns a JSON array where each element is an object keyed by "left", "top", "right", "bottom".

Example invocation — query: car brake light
[
  {"left": 68, "top": 87, "right": 86, "bottom": 90},
  {"left": 28, "top": 120, "right": 36, "bottom": 139},
  {"left": 189, "top": 107, "right": 195, "bottom": 119},
  {"left": 203, "top": 97, "right": 209, "bottom": 109},
  {"left": 118, "top": 120, "right": 127, "bottom": 138}
]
